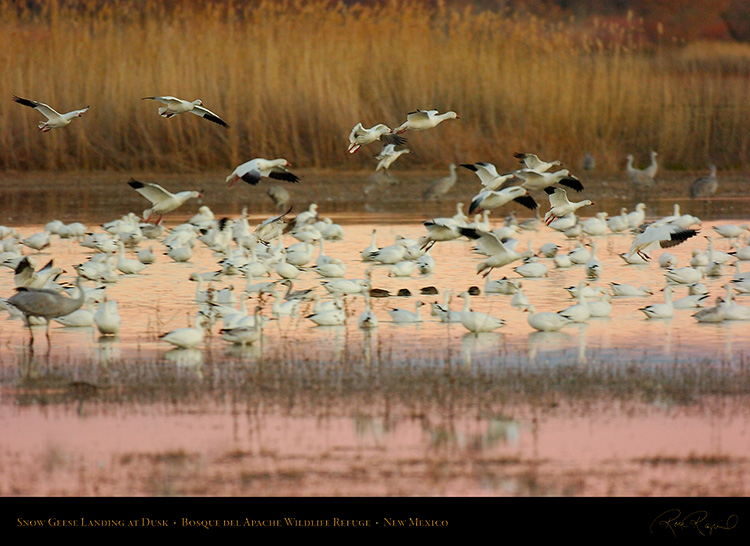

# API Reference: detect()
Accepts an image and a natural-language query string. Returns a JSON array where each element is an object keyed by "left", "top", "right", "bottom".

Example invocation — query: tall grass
[{"left": 1, "top": 0, "right": 750, "bottom": 172}]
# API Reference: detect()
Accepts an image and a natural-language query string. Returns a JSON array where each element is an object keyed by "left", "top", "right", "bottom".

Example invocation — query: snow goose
[
  {"left": 160, "top": 313, "right": 210, "bottom": 348},
  {"left": 137, "top": 246, "right": 157, "bottom": 264},
  {"left": 510, "top": 287, "right": 530, "bottom": 309},
  {"left": 539, "top": 242, "right": 559, "bottom": 258},
  {"left": 658, "top": 252, "right": 677, "bottom": 268},
  {"left": 713, "top": 224, "right": 749, "bottom": 239},
  {"left": 116, "top": 241, "right": 146, "bottom": 275},
  {"left": 226, "top": 158, "right": 299, "bottom": 187},
  {"left": 515, "top": 169, "right": 584, "bottom": 193},
  {"left": 388, "top": 260, "right": 417, "bottom": 278},
  {"left": 468, "top": 186, "right": 538, "bottom": 215},
  {"left": 421, "top": 218, "right": 463, "bottom": 251},
  {"left": 393, "top": 109, "right": 460, "bottom": 133},
  {"left": 610, "top": 283, "right": 653, "bottom": 297},
  {"left": 423, "top": 163, "right": 459, "bottom": 201},
  {"left": 640, "top": 285, "right": 674, "bottom": 319},
  {"left": 12, "top": 95, "right": 89, "bottom": 132},
  {"left": 358, "top": 292, "right": 379, "bottom": 329},
  {"left": 21, "top": 231, "right": 51, "bottom": 252},
  {"left": 543, "top": 187, "right": 594, "bottom": 225},
  {"left": 375, "top": 143, "right": 410, "bottom": 172},
  {"left": 524, "top": 305, "right": 571, "bottom": 332},
  {"left": 254, "top": 207, "right": 293, "bottom": 244},
  {"left": 557, "top": 283, "right": 591, "bottom": 323},
  {"left": 431, "top": 290, "right": 463, "bottom": 323},
  {"left": 460, "top": 162, "right": 517, "bottom": 191},
  {"left": 582, "top": 212, "right": 609, "bottom": 236},
  {"left": 306, "top": 299, "right": 346, "bottom": 326},
  {"left": 141, "top": 96, "right": 229, "bottom": 128},
  {"left": 484, "top": 275, "right": 521, "bottom": 295},
  {"left": 606, "top": 208, "right": 630, "bottom": 233},
  {"left": 689, "top": 164, "right": 718, "bottom": 199},
  {"left": 128, "top": 178, "right": 202, "bottom": 224},
  {"left": 220, "top": 308, "right": 264, "bottom": 345},
  {"left": 347, "top": 123, "right": 405, "bottom": 154},
  {"left": 368, "top": 236, "right": 409, "bottom": 264},
  {"left": 665, "top": 266, "right": 703, "bottom": 285},
  {"left": 626, "top": 223, "right": 699, "bottom": 260},
  {"left": 322, "top": 278, "right": 369, "bottom": 297},
  {"left": 587, "top": 292, "right": 613, "bottom": 318},
  {"left": 673, "top": 293, "right": 709, "bottom": 310},
  {"left": 720, "top": 284, "right": 750, "bottom": 320},
  {"left": 513, "top": 152, "right": 562, "bottom": 173},
  {"left": 457, "top": 292, "right": 505, "bottom": 333},
  {"left": 627, "top": 203, "right": 647, "bottom": 228},
  {"left": 417, "top": 252, "right": 436, "bottom": 275},
  {"left": 458, "top": 227, "right": 531, "bottom": 277},
  {"left": 513, "top": 257, "right": 548, "bottom": 278},
  {"left": 54, "top": 302, "right": 95, "bottom": 328},
  {"left": 270, "top": 288, "right": 301, "bottom": 318},
  {"left": 387, "top": 301, "right": 424, "bottom": 324},
  {"left": 94, "top": 298, "right": 121, "bottom": 336},
  {"left": 585, "top": 242, "right": 602, "bottom": 278},
  {"left": 361, "top": 229, "right": 380, "bottom": 261}
]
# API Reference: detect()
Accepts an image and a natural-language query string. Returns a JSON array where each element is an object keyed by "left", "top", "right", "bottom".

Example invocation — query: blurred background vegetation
[{"left": 2, "top": 0, "right": 750, "bottom": 172}]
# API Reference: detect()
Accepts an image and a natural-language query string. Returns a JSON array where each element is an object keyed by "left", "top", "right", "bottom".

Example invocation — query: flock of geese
[{"left": 2, "top": 93, "right": 743, "bottom": 359}]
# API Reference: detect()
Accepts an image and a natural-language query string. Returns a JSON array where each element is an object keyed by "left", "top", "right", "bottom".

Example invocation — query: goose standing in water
[
  {"left": 689, "top": 164, "right": 718, "bottom": 199},
  {"left": 640, "top": 286, "right": 674, "bottom": 319},
  {"left": 161, "top": 313, "right": 211, "bottom": 348},
  {"left": 457, "top": 292, "right": 505, "bottom": 333},
  {"left": 358, "top": 292, "right": 379, "bottom": 329},
  {"left": 387, "top": 301, "right": 425, "bottom": 323},
  {"left": 524, "top": 305, "right": 571, "bottom": 332},
  {"left": 12, "top": 95, "right": 89, "bottom": 132}
]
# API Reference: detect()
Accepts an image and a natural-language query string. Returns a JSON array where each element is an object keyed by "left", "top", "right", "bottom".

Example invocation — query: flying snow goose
[
  {"left": 12, "top": 95, "right": 89, "bottom": 132},
  {"left": 127, "top": 178, "right": 202, "bottom": 224},
  {"left": 515, "top": 168, "right": 584, "bottom": 192},
  {"left": 375, "top": 143, "right": 410, "bottom": 172},
  {"left": 141, "top": 96, "right": 229, "bottom": 128},
  {"left": 626, "top": 223, "right": 699, "bottom": 260},
  {"left": 347, "top": 123, "right": 405, "bottom": 154},
  {"left": 226, "top": 158, "right": 299, "bottom": 187},
  {"left": 543, "top": 187, "right": 594, "bottom": 226},
  {"left": 513, "top": 152, "right": 561, "bottom": 173},
  {"left": 460, "top": 162, "right": 517, "bottom": 191},
  {"left": 393, "top": 109, "right": 460, "bottom": 133},
  {"left": 468, "top": 186, "right": 538, "bottom": 215},
  {"left": 458, "top": 227, "right": 532, "bottom": 277}
]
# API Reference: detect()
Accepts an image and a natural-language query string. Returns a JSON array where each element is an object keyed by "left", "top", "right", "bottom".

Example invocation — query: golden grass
[{"left": 1, "top": 0, "right": 750, "bottom": 172}]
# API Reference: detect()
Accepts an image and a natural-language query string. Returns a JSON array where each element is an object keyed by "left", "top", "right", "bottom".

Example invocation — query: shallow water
[{"left": 1, "top": 171, "right": 750, "bottom": 497}]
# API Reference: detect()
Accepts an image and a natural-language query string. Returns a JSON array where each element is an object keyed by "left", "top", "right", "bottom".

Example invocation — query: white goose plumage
[
  {"left": 13, "top": 95, "right": 89, "bottom": 132},
  {"left": 141, "top": 96, "right": 229, "bottom": 128}
]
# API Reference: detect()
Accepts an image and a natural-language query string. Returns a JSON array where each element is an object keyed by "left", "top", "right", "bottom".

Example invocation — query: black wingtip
[
  {"left": 12, "top": 95, "right": 36, "bottom": 108},
  {"left": 458, "top": 227, "right": 481, "bottom": 240},
  {"left": 460, "top": 163, "right": 479, "bottom": 172},
  {"left": 514, "top": 195, "right": 539, "bottom": 210},
  {"left": 240, "top": 172, "right": 261, "bottom": 185},
  {"left": 203, "top": 113, "right": 230, "bottom": 129},
  {"left": 543, "top": 186, "right": 556, "bottom": 195},
  {"left": 559, "top": 177, "right": 584, "bottom": 192},
  {"left": 127, "top": 178, "right": 145, "bottom": 190}
]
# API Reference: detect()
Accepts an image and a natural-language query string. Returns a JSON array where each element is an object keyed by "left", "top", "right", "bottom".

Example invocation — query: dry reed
[{"left": 1, "top": 0, "right": 750, "bottom": 172}]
